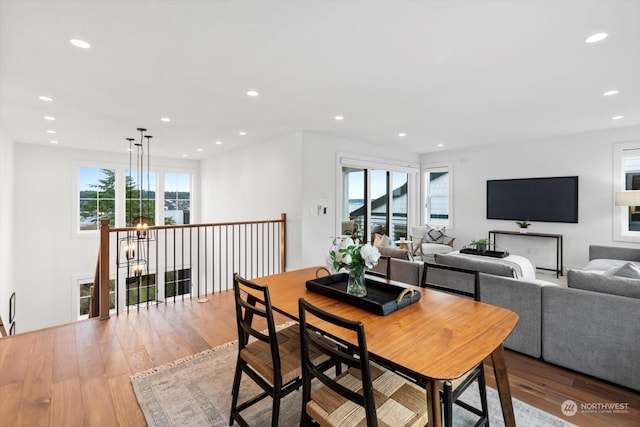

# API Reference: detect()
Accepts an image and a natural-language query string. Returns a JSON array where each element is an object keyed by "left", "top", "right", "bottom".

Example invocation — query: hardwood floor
[{"left": 0, "top": 290, "right": 638, "bottom": 426}]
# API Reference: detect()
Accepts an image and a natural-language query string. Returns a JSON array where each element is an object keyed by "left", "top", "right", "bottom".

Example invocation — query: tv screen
[{"left": 486, "top": 176, "right": 578, "bottom": 223}]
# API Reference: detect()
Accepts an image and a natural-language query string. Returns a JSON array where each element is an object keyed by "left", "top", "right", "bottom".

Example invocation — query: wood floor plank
[
  {"left": 0, "top": 382, "right": 22, "bottom": 426},
  {"left": 108, "top": 373, "right": 146, "bottom": 426},
  {"left": 51, "top": 377, "right": 85, "bottom": 427},
  {"left": 80, "top": 375, "right": 119, "bottom": 426},
  {"left": 0, "top": 333, "right": 33, "bottom": 387},
  {"left": 52, "top": 323, "right": 79, "bottom": 383},
  {"left": 15, "top": 328, "right": 54, "bottom": 427}
]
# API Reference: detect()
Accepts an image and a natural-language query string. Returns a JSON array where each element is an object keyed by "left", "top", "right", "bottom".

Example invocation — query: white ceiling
[{"left": 1, "top": 0, "right": 639, "bottom": 159}]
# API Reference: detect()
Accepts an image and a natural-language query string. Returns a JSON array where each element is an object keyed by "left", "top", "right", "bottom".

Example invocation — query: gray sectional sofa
[{"left": 433, "top": 247, "right": 640, "bottom": 392}]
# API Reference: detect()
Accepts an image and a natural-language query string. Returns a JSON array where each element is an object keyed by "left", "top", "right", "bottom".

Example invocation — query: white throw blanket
[{"left": 451, "top": 251, "right": 537, "bottom": 280}]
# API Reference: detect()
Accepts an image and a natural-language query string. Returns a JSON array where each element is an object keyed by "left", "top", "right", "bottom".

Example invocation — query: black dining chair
[
  {"left": 229, "top": 273, "right": 334, "bottom": 427},
  {"left": 298, "top": 297, "right": 430, "bottom": 427},
  {"left": 421, "top": 262, "right": 489, "bottom": 427}
]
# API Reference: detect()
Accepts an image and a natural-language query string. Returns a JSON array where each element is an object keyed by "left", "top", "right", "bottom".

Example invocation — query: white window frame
[
  {"left": 423, "top": 162, "right": 454, "bottom": 229},
  {"left": 613, "top": 141, "right": 640, "bottom": 242},
  {"left": 73, "top": 162, "right": 196, "bottom": 235},
  {"left": 336, "top": 152, "right": 421, "bottom": 241}
]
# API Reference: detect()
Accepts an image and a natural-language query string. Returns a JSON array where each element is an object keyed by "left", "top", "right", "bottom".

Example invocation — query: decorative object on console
[
  {"left": 469, "top": 238, "right": 490, "bottom": 253},
  {"left": 516, "top": 220, "right": 531, "bottom": 233},
  {"left": 328, "top": 237, "right": 381, "bottom": 297}
]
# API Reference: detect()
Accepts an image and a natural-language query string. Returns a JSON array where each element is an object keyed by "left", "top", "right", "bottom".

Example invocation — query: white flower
[
  {"left": 342, "top": 254, "right": 352, "bottom": 265},
  {"left": 360, "top": 243, "right": 381, "bottom": 267}
]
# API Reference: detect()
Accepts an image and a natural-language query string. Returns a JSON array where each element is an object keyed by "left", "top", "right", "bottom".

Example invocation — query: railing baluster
[{"left": 95, "top": 215, "right": 286, "bottom": 318}]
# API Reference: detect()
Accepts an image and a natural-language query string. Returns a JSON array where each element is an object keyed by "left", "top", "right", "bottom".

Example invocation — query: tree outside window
[
  {"left": 79, "top": 168, "right": 116, "bottom": 231},
  {"left": 126, "top": 170, "right": 156, "bottom": 226}
]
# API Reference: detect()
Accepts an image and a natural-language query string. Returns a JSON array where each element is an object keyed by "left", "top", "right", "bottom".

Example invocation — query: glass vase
[{"left": 347, "top": 268, "right": 367, "bottom": 297}]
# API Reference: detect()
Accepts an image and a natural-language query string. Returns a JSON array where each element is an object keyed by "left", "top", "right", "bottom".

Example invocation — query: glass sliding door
[
  {"left": 391, "top": 172, "right": 408, "bottom": 240},
  {"left": 341, "top": 166, "right": 409, "bottom": 243},
  {"left": 342, "top": 167, "right": 366, "bottom": 241},
  {"left": 369, "top": 170, "right": 389, "bottom": 242}
]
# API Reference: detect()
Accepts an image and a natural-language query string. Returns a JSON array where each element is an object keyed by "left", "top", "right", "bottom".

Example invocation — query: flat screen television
[{"left": 486, "top": 176, "right": 578, "bottom": 223}]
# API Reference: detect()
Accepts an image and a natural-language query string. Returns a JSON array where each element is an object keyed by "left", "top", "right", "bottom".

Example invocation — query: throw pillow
[
  {"left": 425, "top": 225, "right": 446, "bottom": 244},
  {"left": 604, "top": 262, "right": 640, "bottom": 279},
  {"left": 373, "top": 233, "right": 389, "bottom": 247}
]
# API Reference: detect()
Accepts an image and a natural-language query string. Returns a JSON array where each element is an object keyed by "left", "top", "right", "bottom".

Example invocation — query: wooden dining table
[{"left": 252, "top": 267, "right": 519, "bottom": 427}]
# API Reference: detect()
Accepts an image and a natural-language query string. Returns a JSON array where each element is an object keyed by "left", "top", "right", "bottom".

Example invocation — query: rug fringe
[{"left": 129, "top": 320, "right": 297, "bottom": 381}]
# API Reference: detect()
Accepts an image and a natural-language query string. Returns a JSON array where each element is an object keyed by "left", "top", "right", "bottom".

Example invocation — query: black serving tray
[
  {"left": 460, "top": 248, "right": 510, "bottom": 258},
  {"left": 305, "top": 273, "right": 421, "bottom": 316}
]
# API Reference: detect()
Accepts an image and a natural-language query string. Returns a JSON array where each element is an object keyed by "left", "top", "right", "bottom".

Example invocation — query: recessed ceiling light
[
  {"left": 437, "top": 143, "right": 444, "bottom": 148},
  {"left": 49, "top": 140, "right": 58, "bottom": 144},
  {"left": 585, "top": 33, "right": 607, "bottom": 43},
  {"left": 182, "top": 154, "right": 189, "bottom": 158},
  {"left": 612, "top": 115, "right": 624, "bottom": 120},
  {"left": 246, "top": 90, "right": 259, "bottom": 97},
  {"left": 398, "top": 132, "right": 407, "bottom": 137},
  {"left": 69, "top": 38, "right": 91, "bottom": 49},
  {"left": 238, "top": 131, "right": 247, "bottom": 136},
  {"left": 127, "top": 148, "right": 133, "bottom": 152},
  {"left": 44, "top": 116, "right": 55, "bottom": 121},
  {"left": 38, "top": 96, "right": 53, "bottom": 102},
  {"left": 334, "top": 115, "right": 344, "bottom": 121},
  {"left": 160, "top": 117, "right": 171, "bottom": 122},
  {"left": 46, "top": 130, "right": 56, "bottom": 134},
  {"left": 603, "top": 90, "right": 619, "bottom": 96},
  {"left": 215, "top": 141, "right": 222, "bottom": 145},
  {"left": 196, "top": 148, "right": 204, "bottom": 152}
]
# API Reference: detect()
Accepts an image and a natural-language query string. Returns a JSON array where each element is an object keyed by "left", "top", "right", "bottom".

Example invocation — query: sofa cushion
[
  {"left": 421, "top": 243, "right": 454, "bottom": 255},
  {"left": 435, "top": 253, "right": 516, "bottom": 278},
  {"left": 567, "top": 268, "right": 640, "bottom": 299},
  {"left": 377, "top": 246, "right": 413, "bottom": 261},
  {"left": 584, "top": 258, "right": 640, "bottom": 272},
  {"left": 373, "top": 233, "right": 390, "bottom": 247}
]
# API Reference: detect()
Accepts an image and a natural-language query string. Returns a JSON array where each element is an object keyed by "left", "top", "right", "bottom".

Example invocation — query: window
[
  {"left": 126, "top": 273, "right": 156, "bottom": 306},
  {"left": 424, "top": 164, "right": 452, "bottom": 227},
  {"left": 126, "top": 170, "right": 157, "bottom": 226},
  {"left": 78, "top": 279, "right": 115, "bottom": 319},
  {"left": 164, "top": 172, "right": 191, "bottom": 225},
  {"left": 165, "top": 268, "right": 191, "bottom": 297},
  {"left": 79, "top": 167, "right": 116, "bottom": 230},
  {"left": 340, "top": 156, "right": 417, "bottom": 242},
  {"left": 613, "top": 141, "right": 640, "bottom": 242}
]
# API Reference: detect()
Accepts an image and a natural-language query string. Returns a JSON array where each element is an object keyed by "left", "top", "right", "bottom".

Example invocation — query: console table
[{"left": 488, "top": 230, "right": 563, "bottom": 277}]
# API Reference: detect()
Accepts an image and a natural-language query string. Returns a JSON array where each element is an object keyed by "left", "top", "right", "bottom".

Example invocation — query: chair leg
[
  {"left": 478, "top": 365, "right": 490, "bottom": 426},
  {"left": 443, "top": 381, "right": 453, "bottom": 427},
  {"left": 229, "top": 359, "right": 243, "bottom": 425},
  {"left": 272, "top": 388, "right": 281, "bottom": 427}
]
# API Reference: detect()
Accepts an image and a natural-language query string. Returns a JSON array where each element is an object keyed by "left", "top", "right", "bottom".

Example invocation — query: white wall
[
  {"left": 0, "top": 127, "right": 15, "bottom": 333},
  {"left": 13, "top": 143, "right": 199, "bottom": 332},
  {"left": 200, "top": 132, "right": 305, "bottom": 268},
  {"left": 421, "top": 125, "right": 640, "bottom": 271}
]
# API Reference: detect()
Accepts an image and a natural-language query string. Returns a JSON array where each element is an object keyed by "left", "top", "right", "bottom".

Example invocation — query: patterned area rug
[{"left": 131, "top": 338, "right": 576, "bottom": 427}]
